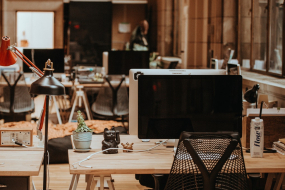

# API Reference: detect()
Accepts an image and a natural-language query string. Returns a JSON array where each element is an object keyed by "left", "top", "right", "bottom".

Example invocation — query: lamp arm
[
  {"left": 36, "top": 99, "right": 46, "bottom": 132},
  {"left": 13, "top": 46, "right": 44, "bottom": 76},
  {"left": 8, "top": 45, "right": 46, "bottom": 135}
]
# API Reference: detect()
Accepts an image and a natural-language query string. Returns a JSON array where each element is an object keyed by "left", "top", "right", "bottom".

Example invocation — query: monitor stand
[
  {"left": 141, "top": 139, "right": 179, "bottom": 153},
  {"left": 159, "top": 139, "right": 179, "bottom": 153}
]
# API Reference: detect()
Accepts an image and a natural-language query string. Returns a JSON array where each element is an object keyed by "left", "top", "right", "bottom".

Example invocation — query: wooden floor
[{"left": 32, "top": 164, "right": 150, "bottom": 190}]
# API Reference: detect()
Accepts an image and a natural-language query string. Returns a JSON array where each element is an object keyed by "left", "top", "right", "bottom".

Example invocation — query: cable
[
  {"left": 47, "top": 150, "right": 50, "bottom": 190},
  {"left": 12, "top": 139, "right": 28, "bottom": 148},
  {"left": 72, "top": 139, "right": 169, "bottom": 169}
]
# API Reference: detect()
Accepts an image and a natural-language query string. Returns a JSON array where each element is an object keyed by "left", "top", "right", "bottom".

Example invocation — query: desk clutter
[
  {"left": 0, "top": 120, "right": 124, "bottom": 140},
  {"left": 0, "top": 128, "right": 33, "bottom": 147},
  {"left": 102, "top": 127, "right": 120, "bottom": 154},
  {"left": 72, "top": 111, "right": 93, "bottom": 151},
  {"left": 273, "top": 139, "right": 285, "bottom": 155},
  {"left": 74, "top": 66, "right": 105, "bottom": 84}
]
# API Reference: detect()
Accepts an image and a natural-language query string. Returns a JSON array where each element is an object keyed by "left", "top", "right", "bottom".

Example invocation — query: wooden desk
[
  {"left": 0, "top": 150, "right": 44, "bottom": 190},
  {"left": 69, "top": 136, "right": 173, "bottom": 175},
  {"left": 69, "top": 135, "right": 285, "bottom": 190},
  {"left": 244, "top": 153, "right": 285, "bottom": 190}
]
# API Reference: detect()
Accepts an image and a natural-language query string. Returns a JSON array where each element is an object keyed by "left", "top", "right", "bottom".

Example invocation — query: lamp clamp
[
  {"left": 44, "top": 59, "right": 54, "bottom": 71},
  {"left": 7, "top": 43, "right": 17, "bottom": 52}
]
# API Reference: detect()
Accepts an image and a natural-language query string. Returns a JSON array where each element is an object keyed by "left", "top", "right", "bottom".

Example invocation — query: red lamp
[
  {"left": 0, "top": 36, "right": 17, "bottom": 66},
  {"left": 0, "top": 36, "right": 46, "bottom": 132}
]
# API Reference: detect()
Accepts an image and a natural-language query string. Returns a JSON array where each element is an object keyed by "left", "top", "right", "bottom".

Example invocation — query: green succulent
[{"left": 74, "top": 110, "right": 93, "bottom": 132}]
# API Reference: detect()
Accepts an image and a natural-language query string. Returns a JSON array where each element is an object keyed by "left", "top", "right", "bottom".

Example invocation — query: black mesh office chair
[
  {"left": 91, "top": 75, "right": 129, "bottom": 126},
  {"left": 0, "top": 71, "right": 34, "bottom": 122},
  {"left": 164, "top": 132, "right": 249, "bottom": 190}
]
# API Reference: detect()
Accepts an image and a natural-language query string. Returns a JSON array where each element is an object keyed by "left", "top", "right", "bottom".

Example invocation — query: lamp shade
[
  {"left": 30, "top": 60, "right": 65, "bottom": 95},
  {"left": 244, "top": 84, "right": 260, "bottom": 103},
  {"left": 0, "top": 36, "right": 17, "bottom": 66}
]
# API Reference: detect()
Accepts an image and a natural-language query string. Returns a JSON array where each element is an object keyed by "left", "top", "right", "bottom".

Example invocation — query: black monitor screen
[
  {"left": 23, "top": 49, "right": 65, "bottom": 73},
  {"left": 108, "top": 51, "right": 150, "bottom": 75},
  {"left": 138, "top": 75, "right": 242, "bottom": 139}
]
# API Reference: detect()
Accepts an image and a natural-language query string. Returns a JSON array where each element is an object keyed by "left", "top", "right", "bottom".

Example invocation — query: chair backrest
[
  {"left": 0, "top": 71, "right": 34, "bottom": 113},
  {"left": 92, "top": 75, "right": 129, "bottom": 116},
  {"left": 168, "top": 61, "right": 178, "bottom": 69},
  {"left": 164, "top": 132, "right": 248, "bottom": 190}
]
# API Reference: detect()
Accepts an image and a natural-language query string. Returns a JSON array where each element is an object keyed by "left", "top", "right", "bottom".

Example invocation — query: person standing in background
[{"left": 129, "top": 20, "right": 149, "bottom": 51}]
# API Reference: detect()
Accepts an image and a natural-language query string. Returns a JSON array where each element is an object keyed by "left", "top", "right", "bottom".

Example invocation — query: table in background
[
  {"left": 68, "top": 135, "right": 285, "bottom": 190},
  {"left": 25, "top": 78, "right": 129, "bottom": 88}
]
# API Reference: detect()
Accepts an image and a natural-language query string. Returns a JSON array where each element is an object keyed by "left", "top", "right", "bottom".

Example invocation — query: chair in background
[
  {"left": 164, "top": 132, "right": 249, "bottom": 190},
  {"left": 91, "top": 75, "right": 129, "bottom": 127},
  {"left": 0, "top": 71, "right": 34, "bottom": 122},
  {"left": 168, "top": 61, "right": 179, "bottom": 69}
]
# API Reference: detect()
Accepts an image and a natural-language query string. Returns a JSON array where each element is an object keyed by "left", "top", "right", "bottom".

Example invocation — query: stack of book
[{"left": 273, "top": 138, "right": 285, "bottom": 155}]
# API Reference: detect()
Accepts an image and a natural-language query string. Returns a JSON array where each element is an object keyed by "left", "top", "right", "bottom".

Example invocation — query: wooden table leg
[
  {"left": 69, "top": 174, "right": 76, "bottom": 190},
  {"left": 265, "top": 173, "right": 275, "bottom": 190},
  {"left": 69, "top": 174, "right": 80, "bottom": 190},
  {"left": 281, "top": 173, "right": 285, "bottom": 187},
  {"left": 86, "top": 174, "right": 93, "bottom": 190},
  {"left": 85, "top": 174, "right": 89, "bottom": 183},
  {"left": 107, "top": 177, "right": 115, "bottom": 190},
  {"left": 74, "top": 174, "right": 80, "bottom": 190},
  {"left": 31, "top": 179, "right": 36, "bottom": 190},
  {"left": 273, "top": 173, "right": 285, "bottom": 190},
  {"left": 100, "top": 175, "right": 105, "bottom": 190},
  {"left": 89, "top": 177, "right": 98, "bottom": 190}
]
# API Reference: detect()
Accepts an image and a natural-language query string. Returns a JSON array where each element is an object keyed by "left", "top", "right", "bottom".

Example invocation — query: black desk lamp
[
  {"left": 244, "top": 84, "right": 276, "bottom": 154},
  {"left": 30, "top": 59, "right": 65, "bottom": 190},
  {"left": 244, "top": 84, "right": 260, "bottom": 108}
]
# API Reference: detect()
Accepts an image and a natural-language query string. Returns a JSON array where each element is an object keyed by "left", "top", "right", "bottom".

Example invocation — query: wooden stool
[
  {"left": 68, "top": 85, "right": 92, "bottom": 122},
  {"left": 85, "top": 174, "right": 115, "bottom": 190},
  {"left": 69, "top": 174, "right": 115, "bottom": 190}
]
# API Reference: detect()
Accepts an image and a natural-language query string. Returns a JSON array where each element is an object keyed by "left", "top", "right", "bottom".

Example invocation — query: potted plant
[{"left": 72, "top": 110, "right": 93, "bottom": 150}]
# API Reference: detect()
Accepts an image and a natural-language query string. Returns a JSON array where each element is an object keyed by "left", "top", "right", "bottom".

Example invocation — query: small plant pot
[{"left": 73, "top": 131, "right": 92, "bottom": 149}]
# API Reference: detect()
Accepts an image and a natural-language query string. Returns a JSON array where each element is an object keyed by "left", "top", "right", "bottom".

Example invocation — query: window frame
[{"left": 239, "top": 0, "right": 285, "bottom": 77}]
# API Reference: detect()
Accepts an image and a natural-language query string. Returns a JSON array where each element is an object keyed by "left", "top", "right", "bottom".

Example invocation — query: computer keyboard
[{"left": 78, "top": 79, "right": 104, "bottom": 84}]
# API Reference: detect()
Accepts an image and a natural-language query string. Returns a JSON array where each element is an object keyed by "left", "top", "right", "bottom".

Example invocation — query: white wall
[
  {"left": 2, "top": 0, "right": 63, "bottom": 49},
  {"left": 17, "top": 12, "right": 54, "bottom": 49}
]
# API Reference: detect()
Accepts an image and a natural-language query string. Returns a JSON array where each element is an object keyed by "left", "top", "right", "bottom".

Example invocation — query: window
[
  {"left": 240, "top": 0, "right": 284, "bottom": 77},
  {"left": 17, "top": 12, "right": 54, "bottom": 49}
]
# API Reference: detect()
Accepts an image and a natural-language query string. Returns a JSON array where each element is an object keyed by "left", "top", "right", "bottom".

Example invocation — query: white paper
[
  {"left": 118, "top": 23, "right": 131, "bottom": 33},
  {"left": 247, "top": 108, "right": 285, "bottom": 116}
]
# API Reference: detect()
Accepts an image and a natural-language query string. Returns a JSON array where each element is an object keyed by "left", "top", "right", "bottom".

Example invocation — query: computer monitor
[
  {"left": 138, "top": 75, "right": 242, "bottom": 139},
  {"left": 129, "top": 69, "right": 227, "bottom": 136},
  {"left": 105, "top": 51, "right": 150, "bottom": 75},
  {"left": 23, "top": 49, "right": 65, "bottom": 73}
]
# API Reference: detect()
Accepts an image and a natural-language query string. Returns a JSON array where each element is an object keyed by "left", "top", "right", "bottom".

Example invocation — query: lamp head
[
  {"left": 244, "top": 84, "right": 260, "bottom": 103},
  {"left": 30, "top": 59, "right": 65, "bottom": 95},
  {"left": 0, "top": 36, "right": 17, "bottom": 66}
]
